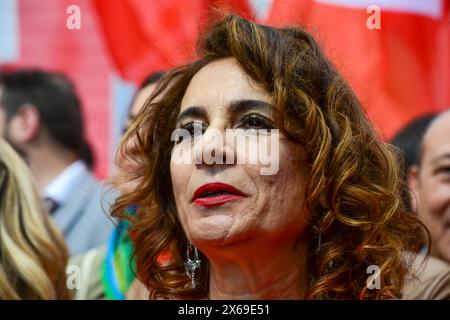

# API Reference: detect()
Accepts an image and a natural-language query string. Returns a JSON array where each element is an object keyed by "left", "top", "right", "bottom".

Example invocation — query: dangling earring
[{"left": 185, "top": 242, "right": 201, "bottom": 289}]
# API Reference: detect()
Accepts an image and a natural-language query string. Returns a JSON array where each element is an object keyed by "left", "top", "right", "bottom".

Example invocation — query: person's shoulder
[
  {"left": 68, "top": 246, "right": 107, "bottom": 300},
  {"left": 417, "top": 255, "right": 450, "bottom": 281},
  {"left": 83, "top": 172, "right": 104, "bottom": 195},
  {"left": 126, "top": 279, "right": 150, "bottom": 300},
  {"left": 403, "top": 254, "right": 450, "bottom": 300},
  {"left": 84, "top": 174, "right": 118, "bottom": 208}
]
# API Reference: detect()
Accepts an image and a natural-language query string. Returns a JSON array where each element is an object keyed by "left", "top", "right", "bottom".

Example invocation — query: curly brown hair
[{"left": 112, "top": 14, "right": 429, "bottom": 299}]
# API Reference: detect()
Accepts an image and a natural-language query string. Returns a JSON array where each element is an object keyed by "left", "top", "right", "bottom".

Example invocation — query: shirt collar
[{"left": 43, "top": 160, "right": 90, "bottom": 206}]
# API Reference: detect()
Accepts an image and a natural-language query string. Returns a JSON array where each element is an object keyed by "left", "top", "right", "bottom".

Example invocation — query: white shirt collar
[{"left": 43, "top": 160, "right": 90, "bottom": 205}]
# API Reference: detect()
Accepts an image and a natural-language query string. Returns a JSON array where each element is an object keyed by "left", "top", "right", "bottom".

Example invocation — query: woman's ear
[{"left": 408, "top": 165, "right": 420, "bottom": 214}]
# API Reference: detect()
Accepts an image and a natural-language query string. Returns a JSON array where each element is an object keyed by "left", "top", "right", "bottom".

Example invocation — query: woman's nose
[{"left": 193, "top": 127, "right": 234, "bottom": 166}]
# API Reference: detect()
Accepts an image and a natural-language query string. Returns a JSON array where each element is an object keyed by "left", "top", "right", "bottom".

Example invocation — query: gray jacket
[{"left": 52, "top": 173, "right": 114, "bottom": 256}]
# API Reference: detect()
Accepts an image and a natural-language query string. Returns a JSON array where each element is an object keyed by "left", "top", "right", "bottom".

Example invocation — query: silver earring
[{"left": 185, "top": 242, "right": 201, "bottom": 289}]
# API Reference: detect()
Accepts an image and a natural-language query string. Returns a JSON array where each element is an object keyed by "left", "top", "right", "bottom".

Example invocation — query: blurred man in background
[
  {"left": 391, "top": 113, "right": 437, "bottom": 212},
  {"left": 408, "top": 110, "right": 450, "bottom": 264},
  {"left": 0, "top": 69, "right": 113, "bottom": 256},
  {"left": 392, "top": 112, "right": 450, "bottom": 298}
]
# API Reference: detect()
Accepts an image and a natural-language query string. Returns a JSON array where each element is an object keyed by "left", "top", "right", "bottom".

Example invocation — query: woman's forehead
[{"left": 179, "top": 58, "right": 272, "bottom": 114}]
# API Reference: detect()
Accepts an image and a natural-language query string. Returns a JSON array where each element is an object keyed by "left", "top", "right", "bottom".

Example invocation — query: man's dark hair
[
  {"left": 139, "top": 71, "right": 165, "bottom": 90},
  {"left": 122, "top": 71, "right": 166, "bottom": 134},
  {"left": 0, "top": 69, "right": 93, "bottom": 168},
  {"left": 391, "top": 113, "right": 437, "bottom": 212},
  {"left": 391, "top": 113, "right": 437, "bottom": 168}
]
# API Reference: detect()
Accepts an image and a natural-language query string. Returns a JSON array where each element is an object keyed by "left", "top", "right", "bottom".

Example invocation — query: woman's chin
[{"left": 188, "top": 215, "right": 236, "bottom": 246}]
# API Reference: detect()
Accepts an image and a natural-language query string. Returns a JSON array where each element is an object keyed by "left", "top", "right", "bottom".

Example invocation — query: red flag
[
  {"left": 266, "top": 0, "right": 449, "bottom": 138},
  {"left": 93, "top": 0, "right": 253, "bottom": 84}
]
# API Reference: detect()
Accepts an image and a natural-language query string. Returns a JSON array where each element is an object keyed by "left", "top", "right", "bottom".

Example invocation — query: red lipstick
[{"left": 192, "top": 182, "right": 246, "bottom": 207}]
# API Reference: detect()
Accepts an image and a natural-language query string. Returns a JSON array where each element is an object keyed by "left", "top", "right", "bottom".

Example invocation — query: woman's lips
[{"left": 192, "top": 182, "right": 246, "bottom": 207}]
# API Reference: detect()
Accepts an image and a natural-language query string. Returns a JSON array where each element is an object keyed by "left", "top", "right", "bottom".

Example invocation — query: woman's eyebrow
[
  {"left": 176, "top": 100, "right": 272, "bottom": 124},
  {"left": 176, "top": 106, "right": 207, "bottom": 124},
  {"left": 229, "top": 99, "right": 273, "bottom": 115},
  {"left": 432, "top": 153, "right": 450, "bottom": 166}
]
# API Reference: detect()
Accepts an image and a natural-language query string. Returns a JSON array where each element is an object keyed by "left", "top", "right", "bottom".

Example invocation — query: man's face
[{"left": 411, "top": 111, "right": 450, "bottom": 263}]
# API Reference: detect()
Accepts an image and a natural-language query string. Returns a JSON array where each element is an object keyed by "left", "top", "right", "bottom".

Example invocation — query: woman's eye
[
  {"left": 175, "top": 121, "right": 206, "bottom": 144},
  {"left": 436, "top": 166, "right": 450, "bottom": 176},
  {"left": 237, "top": 114, "right": 274, "bottom": 130},
  {"left": 184, "top": 122, "right": 206, "bottom": 136}
]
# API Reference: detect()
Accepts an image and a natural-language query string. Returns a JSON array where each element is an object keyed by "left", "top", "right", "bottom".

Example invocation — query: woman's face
[
  {"left": 119, "top": 83, "right": 158, "bottom": 174},
  {"left": 170, "top": 58, "right": 310, "bottom": 249},
  {"left": 116, "top": 83, "right": 157, "bottom": 194}
]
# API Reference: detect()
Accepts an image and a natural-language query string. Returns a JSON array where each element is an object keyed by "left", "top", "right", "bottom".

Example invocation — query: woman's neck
[{"left": 207, "top": 236, "right": 309, "bottom": 300}]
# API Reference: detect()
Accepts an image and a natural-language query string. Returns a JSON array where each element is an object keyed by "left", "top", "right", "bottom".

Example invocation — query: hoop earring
[{"left": 185, "top": 242, "right": 201, "bottom": 289}]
